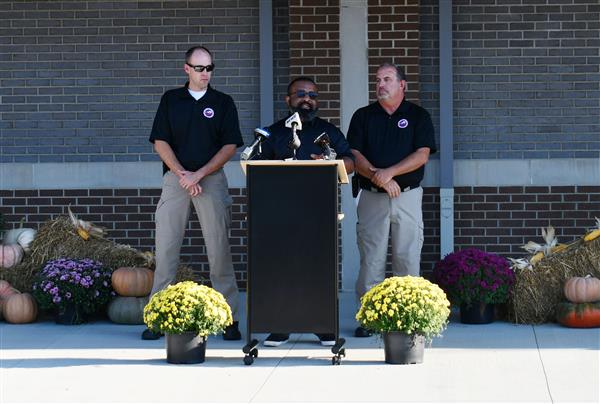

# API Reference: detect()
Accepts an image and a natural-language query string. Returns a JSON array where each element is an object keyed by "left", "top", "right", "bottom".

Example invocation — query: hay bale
[
  {"left": 0, "top": 216, "right": 208, "bottom": 293},
  {"left": 0, "top": 216, "right": 152, "bottom": 293},
  {"left": 509, "top": 237, "right": 600, "bottom": 324}
]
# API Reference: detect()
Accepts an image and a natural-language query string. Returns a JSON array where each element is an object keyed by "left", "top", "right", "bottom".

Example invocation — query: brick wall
[
  {"left": 3, "top": 186, "right": 598, "bottom": 285},
  {"left": 289, "top": 0, "right": 341, "bottom": 126},
  {"left": 0, "top": 0, "right": 261, "bottom": 164},
  {"left": 399, "top": 186, "right": 600, "bottom": 277},
  {"left": 367, "top": 0, "right": 421, "bottom": 103},
  {"left": 420, "top": 0, "right": 600, "bottom": 159}
]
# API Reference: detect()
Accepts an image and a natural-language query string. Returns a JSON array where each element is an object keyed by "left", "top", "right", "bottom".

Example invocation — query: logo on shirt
[
  {"left": 398, "top": 119, "right": 408, "bottom": 129},
  {"left": 203, "top": 108, "right": 214, "bottom": 118}
]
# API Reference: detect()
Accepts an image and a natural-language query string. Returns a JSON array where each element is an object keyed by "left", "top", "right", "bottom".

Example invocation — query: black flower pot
[
  {"left": 55, "top": 304, "right": 87, "bottom": 325},
  {"left": 166, "top": 332, "right": 207, "bottom": 364},
  {"left": 382, "top": 332, "right": 425, "bottom": 364},
  {"left": 460, "top": 302, "right": 495, "bottom": 324}
]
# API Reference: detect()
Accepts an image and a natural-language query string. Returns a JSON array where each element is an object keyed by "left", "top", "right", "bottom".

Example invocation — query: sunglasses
[
  {"left": 291, "top": 90, "right": 318, "bottom": 99},
  {"left": 186, "top": 63, "right": 215, "bottom": 73}
]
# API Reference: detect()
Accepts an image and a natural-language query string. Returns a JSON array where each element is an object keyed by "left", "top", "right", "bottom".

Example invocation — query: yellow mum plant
[
  {"left": 356, "top": 276, "right": 451, "bottom": 341},
  {"left": 143, "top": 281, "right": 232, "bottom": 337}
]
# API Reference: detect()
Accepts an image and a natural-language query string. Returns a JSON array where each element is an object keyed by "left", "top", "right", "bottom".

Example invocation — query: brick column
[
  {"left": 289, "top": 0, "right": 341, "bottom": 125},
  {"left": 368, "top": 0, "right": 421, "bottom": 102}
]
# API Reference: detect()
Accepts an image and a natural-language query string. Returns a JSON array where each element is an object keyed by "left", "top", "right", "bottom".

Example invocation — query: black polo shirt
[
  {"left": 348, "top": 99, "right": 437, "bottom": 189},
  {"left": 259, "top": 116, "right": 353, "bottom": 161},
  {"left": 149, "top": 84, "right": 244, "bottom": 174}
]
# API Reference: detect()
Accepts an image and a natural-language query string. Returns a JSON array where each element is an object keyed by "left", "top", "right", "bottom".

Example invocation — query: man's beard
[
  {"left": 291, "top": 103, "right": 318, "bottom": 123},
  {"left": 377, "top": 91, "right": 389, "bottom": 101}
]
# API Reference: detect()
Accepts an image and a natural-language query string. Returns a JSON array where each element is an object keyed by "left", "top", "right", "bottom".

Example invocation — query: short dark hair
[
  {"left": 377, "top": 63, "right": 406, "bottom": 81},
  {"left": 287, "top": 76, "right": 317, "bottom": 95},
  {"left": 185, "top": 46, "right": 213, "bottom": 63}
]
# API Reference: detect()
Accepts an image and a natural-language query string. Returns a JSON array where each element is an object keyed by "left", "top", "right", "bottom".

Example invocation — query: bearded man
[{"left": 256, "top": 76, "right": 354, "bottom": 347}]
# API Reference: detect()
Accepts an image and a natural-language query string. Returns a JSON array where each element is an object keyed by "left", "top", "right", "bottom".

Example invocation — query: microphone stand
[{"left": 291, "top": 124, "right": 299, "bottom": 160}]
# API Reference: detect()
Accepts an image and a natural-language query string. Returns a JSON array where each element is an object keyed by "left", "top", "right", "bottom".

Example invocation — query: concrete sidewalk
[{"left": 1, "top": 292, "right": 599, "bottom": 403}]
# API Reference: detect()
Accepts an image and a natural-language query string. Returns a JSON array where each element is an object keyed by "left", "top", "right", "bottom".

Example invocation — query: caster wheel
[
  {"left": 331, "top": 356, "right": 341, "bottom": 365},
  {"left": 250, "top": 348, "right": 258, "bottom": 358},
  {"left": 244, "top": 355, "right": 254, "bottom": 366}
]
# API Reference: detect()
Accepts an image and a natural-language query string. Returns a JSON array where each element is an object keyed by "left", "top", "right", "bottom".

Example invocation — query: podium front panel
[{"left": 247, "top": 164, "right": 338, "bottom": 334}]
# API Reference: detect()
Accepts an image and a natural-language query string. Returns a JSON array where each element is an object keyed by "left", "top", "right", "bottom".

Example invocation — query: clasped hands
[
  {"left": 369, "top": 167, "right": 401, "bottom": 198},
  {"left": 177, "top": 170, "right": 203, "bottom": 197}
]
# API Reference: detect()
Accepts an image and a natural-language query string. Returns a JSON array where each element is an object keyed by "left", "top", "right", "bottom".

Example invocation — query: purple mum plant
[
  {"left": 433, "top": 248, "right": 515, "bottom": 308},
  {"left": 32, "top": 258, "right": 114, "bottom": 319}
]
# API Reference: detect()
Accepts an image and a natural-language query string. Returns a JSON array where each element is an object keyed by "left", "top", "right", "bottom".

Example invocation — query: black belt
[{"left": 359, "top": 183, "right": 417, "bottom": 193}]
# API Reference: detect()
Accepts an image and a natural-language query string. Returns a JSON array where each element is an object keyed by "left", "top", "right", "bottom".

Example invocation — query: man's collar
[
  {"left": 179, "top": 82, "right": 212, "bottom": 98},
  {"left": 377, "top": 98, "right": 408, "bottom": 115}
]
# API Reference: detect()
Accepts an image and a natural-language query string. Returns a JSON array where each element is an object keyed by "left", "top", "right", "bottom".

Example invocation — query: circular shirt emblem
[
  {"left": 398, "top": 119, "right": 408, "bottom": 129},
  {"left": 203, "top": 108, "right": 214, "bottom": 118}
]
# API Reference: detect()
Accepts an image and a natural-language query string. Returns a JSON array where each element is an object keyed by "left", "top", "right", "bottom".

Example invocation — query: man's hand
[
  {"left": 382, "top": 179, "right": 401, "bottom": 198},
  {"left": 188, "top": 184, "right": 201, "bottom": 197},
  {"left": 177, "top": 170, "right": 203, "bottom": 196},
  {"left": 310, "top": 153, "right": 325, "bottom": 160},
  {"left": 369, "top": 167, "right": 394, "bottom": 188}
]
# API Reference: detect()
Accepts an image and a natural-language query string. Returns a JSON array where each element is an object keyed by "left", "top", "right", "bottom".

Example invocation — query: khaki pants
[
  {"left": 151, "top": 170, "right": 240, "bottom": 320},
  {"left": 355, "top": 187, "right": 424, "bottom": 300}
]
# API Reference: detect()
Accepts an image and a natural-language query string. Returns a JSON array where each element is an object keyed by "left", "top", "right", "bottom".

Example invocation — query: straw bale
[
  {"left": 0, "top": 216, "right": 208, "bottom": 293},
  {"left": 509, "top": 237, "right": 600, "bottom": 324},
  {"left": 0, "top": 216, "right": 152, "bottom": 293}
]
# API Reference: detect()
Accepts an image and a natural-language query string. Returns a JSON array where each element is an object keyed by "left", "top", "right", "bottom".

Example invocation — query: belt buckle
[
  {"left": 402, "top": 186, "right": 411, "bottom": 192},
  {"left": 370, "top": 186, "right": 380, "bottom": 193}
]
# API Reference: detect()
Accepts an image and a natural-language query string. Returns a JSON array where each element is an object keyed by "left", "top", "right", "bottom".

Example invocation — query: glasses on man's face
[
  {"left": 291, "top": 90, "right": 318, "bottom": 99},
  {"left": 186, "top": 63, "right": 215, "bottom": 73}
]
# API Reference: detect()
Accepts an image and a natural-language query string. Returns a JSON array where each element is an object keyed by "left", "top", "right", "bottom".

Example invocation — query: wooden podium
[{"left": 240, "top": 160, "right": 348, "bottom": 365}]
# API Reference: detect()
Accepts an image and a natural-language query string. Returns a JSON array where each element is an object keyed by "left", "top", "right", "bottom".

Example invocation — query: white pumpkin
[
  {"left": 16, "top": 229, "right": 36, "bottom": 252},
  {"left": 3, "top": 227, "right": 36, "bottom": 252}
]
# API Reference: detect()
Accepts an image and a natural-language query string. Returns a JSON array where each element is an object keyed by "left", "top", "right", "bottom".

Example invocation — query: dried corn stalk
[
  {"left": 583, "top": 217, "right": 600, "bottom": 242},
  {"left": 68, "top": 206, "right": 106, "bottom": 240}
]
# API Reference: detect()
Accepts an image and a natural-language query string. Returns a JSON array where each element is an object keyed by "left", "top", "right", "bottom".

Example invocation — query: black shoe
[
  {"left": 223, "top": 321, "right": 242, "bottom": 341},
  {"left": 315, "top": 333, "right": 336, "bottom": 346},
  {"left": 263, "top": 333, "right": 290, "bottom": 347},
  {"left": 354, "top": 326, "right": 372, "bottom": 338},
  {"left": 141, "top": 328, "right": 163, "bottom": 340}
]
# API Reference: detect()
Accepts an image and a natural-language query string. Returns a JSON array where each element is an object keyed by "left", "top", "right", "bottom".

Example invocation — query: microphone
[
  {"left": 241, "top": 127, "right": 271, "bottom": 160},
  {"left": 285, "top": 112, "right": 302, "bottom": 155},
  {"left": 314, "top": 132, "right": 336, "bottom": 160},
  {"left": 285, "top": 111, "right": 303, "bottom": 131}
]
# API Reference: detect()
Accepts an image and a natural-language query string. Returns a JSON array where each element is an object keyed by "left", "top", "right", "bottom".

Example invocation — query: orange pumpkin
[
  {"left": 2, "top": 293, "right": 37, "bottom": 324},
  {"left": 564, "top": 275, "right": 600, "bottom": 303},
  {"left": 0, "top": 244, "right": 24, "bottom": 269},
  {"left": 556, "top": 302, "right": 600, "bottom": 328},
  {"left": 112, "top": 267, "right": 154, "bottom": 297}
]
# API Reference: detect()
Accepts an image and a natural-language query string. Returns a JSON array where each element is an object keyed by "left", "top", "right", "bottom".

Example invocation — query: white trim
[
  {"left": 1, "top": 159, "right": 598, "bottom": 190},
  {"left": 340, "top": 0, "right": 368, "bottom": 292}
]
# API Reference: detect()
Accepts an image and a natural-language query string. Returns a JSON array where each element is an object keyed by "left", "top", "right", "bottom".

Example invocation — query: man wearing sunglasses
[
  {"left": 258, "top": 77, "right": 354, "bottom": 173},
  {"left": 257, "top": 76, "right": 355, "bottom": 347},
  {"left": 143, "top": 46, "right": 243, "bottom": 341},
  {"left": 348, "top": 63, "right": 437, "bottom": 338}
]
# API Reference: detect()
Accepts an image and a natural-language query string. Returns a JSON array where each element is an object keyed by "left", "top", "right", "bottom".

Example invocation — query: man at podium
[
  {"left": 257, "top": 77, "right": 354, "bottom": 174},
  {"left": 256, "top": 76, "right": 354, "bottom": 347}
]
